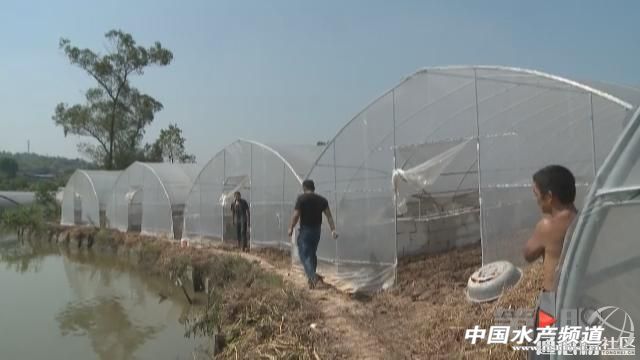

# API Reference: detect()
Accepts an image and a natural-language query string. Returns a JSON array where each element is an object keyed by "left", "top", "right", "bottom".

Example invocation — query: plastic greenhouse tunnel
[
  {"left": 60, "top": 170, "right": 121, "bottom": 227},
  {"left": 555, "top": 106, "right": 640, "bottom": 349},
  {"left": 303, "top": 66, "right": 639, "bottom": 293},
  {"left": 105, "top": 162, "right": 201, "bottom": 239},
  {"left": 0, "top": 192, "right": 35, "bottom": 211},
  {"left": 182, "top": 139, "right": 324, "bottom": 251}
]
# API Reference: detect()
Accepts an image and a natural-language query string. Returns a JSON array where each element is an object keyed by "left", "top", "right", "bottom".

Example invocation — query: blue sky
[{"left": 1, "top": 0, "right": 639, "bottom": 162}]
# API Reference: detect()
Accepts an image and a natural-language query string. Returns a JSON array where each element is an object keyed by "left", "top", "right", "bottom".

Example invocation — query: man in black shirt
[
  {"left": 231, "top": 191, "right": 250, "bottom": 252},
  {"left": 288, "top": 179, "right": 338, "bottom": 289}
]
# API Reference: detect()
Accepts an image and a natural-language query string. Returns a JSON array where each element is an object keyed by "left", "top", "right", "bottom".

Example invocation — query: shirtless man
[
  {"left": 524, "top": 165, "right": 577, "bottom": 291},
  {"left": 523, "top": 166, "right": 577, "bottom": 359}
]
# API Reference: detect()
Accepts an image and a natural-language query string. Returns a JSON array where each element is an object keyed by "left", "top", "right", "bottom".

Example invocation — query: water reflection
[
  {"left": 0, "top": 236, "right": 56, "bottom": 273},
  {"left": 0, "top": 234, "right": 207, "bottom": 360},
  {"left": 56, "top": 297, "right": 162, "bottom": 360}
]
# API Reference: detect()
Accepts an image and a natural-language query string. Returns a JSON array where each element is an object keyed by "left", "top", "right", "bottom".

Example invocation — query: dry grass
[
  {"left": 251, "top": 247, "right": 292, "bottom": 269},
  {"left": 343, "top": 245, "right": 542, "bottom": 359},
  {"left": 208, "top": 268, "right": 341, "bottom": 359},
  {"left": 54, "top": 226, "right": 544, "bottom": 359}
]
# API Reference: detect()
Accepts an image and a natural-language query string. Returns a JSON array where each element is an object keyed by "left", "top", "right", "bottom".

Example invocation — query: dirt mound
[
  {"left": 394, "top": 245, "right": 482, "bottom": 300},
  {"left": 252, "top": 246, "right": 291, "bottom": 269},
  {"left": 183, "top": 253, "right": 344, "bottom": 359},
  {"left": 217, "top": 241, "right": 541, "bottom": 359},
  {"left": 343, "top": 245, "right": 541, "bottom": 359}
]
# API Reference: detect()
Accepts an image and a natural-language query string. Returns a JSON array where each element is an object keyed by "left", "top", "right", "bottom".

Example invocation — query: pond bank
[
  {"left": 40, "top": 225, "right": 347, "bottom": 359},
  {"left": 39, "top": 225, "right": 541, "bottom": 359}
]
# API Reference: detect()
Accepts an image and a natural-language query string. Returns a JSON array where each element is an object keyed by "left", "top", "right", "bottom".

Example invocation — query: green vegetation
[
  {"left": 0, "top": 157, "right": 18, "bottom": 178},
  {"left": 34, "top": 182, "right": 60, "bottom": 221},
  {"left": 0, "top": 206, "right": 43, "bottom": 239},
  {"left": 53, "top": 29, "right": 174, "bottom": 170},
  {"left": 0, "top": 151, "right": 93, "bottom": 176},
  {"left": 0, "top": 151, "right": 93, "bottom": 191},
  {"left": 1, "top": 182, "right": 60, "bottom": 238},
  {"left": 148, "top": 124, "right": 196, "bottom": 163}
]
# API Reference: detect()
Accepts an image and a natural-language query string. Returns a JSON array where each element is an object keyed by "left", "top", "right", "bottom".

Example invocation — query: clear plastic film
[
  {"left": 557, "top": 107, "right": 640, "bottom": 341},
  {"left": 305, "top": 66, "right": 637, "bottom": 293},
  {"left": 182, "top": 140, "right": 322, "bottom": 248},
  {"left": 393, "top": 139, "right": 471, "bottom": 194},
  {"left": 218, "top": 176, "right": 249, "bottom": 206},
  {"left": 61, "top": 170, "right": 121, "bottom": 227},
  {"left": 105, "top": 163, "right": 200, "bottom": 239}
]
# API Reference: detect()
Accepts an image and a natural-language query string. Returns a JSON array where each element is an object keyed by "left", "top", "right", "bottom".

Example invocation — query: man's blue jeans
[
  {"left": 296, "top": 225, "right": 321, "bottom": 282},
  {"left": 236, "top": 220, "right": 248, "bottom": 250}
]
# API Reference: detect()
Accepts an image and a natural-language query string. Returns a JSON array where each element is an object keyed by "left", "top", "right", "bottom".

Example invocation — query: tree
[
  {"left": 152, "top": 124, "right": 196, "bottom": 163},
  {"left": 141, "top": 142, "right": 163, "bottom": 162},
  {"left": 53, "top": 30, "right": 173, "bottom": 170},
  {"left": 35, "top": 182, "right": 59, "bottom": 221},
  {"left": 0, "top": 157, "right": 18, "bottom": 178}
]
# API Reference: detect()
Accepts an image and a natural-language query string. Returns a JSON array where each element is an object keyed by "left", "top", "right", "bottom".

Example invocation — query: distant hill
[
  {"left": 0, "top": 151, "right": 95, "bottom": 191},
  {"left": 2, "top": 151, "right": 95, "bottom": 176}
]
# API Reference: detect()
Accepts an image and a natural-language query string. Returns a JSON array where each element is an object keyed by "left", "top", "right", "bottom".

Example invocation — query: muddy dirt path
[
  {"left": 196, "top": 243, "right": 388, "bottom": 360},
  {"left": 199, "top": 244, "right": 538, "bottom": 360}
]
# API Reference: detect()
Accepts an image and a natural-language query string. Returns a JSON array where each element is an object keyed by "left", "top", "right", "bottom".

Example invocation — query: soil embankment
[
  {"left": 43, "top": 226, "right": 350, "bottom": 359},
  {"left": 44, "top": 226, "right": 541, "bottom": 359}
]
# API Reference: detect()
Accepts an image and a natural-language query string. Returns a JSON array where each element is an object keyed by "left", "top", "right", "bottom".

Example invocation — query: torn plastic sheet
[
  {"left": 219, "top": 175, "right": 249, "bottom": 206},
  {"left": 392, "top": 138, "right": 472, "bottom": 193},
  {"left": 125, "top": 188, "right": 142, "bottom": 203},
  {"left": 396, "top": 196, "right": 408, "bottom": 215}
]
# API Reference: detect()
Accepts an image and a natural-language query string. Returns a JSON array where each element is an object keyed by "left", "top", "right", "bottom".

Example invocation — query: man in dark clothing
[
  {"left": 231, "top": 191, "right": 250, "bottom": 252},
  {"left": 288, "top": 179, "right": 338, "bottom": 289}
]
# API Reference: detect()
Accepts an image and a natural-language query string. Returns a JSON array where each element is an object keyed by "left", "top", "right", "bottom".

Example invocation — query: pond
[{"left": 0, "top": 234, "right": 209, "bottom": 360}]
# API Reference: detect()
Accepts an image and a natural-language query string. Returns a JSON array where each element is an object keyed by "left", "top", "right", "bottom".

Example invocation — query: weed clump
[{"left": 184, "top": 254, "right": 338, "bottom": 359}]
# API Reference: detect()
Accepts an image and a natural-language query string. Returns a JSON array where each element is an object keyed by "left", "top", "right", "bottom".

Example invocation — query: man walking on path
[
  {"left": 288, "top": 179, "right": 338, "bottom": 289},
  {"left": 231, "top": 191, "right": 250, "bottom": 252}
]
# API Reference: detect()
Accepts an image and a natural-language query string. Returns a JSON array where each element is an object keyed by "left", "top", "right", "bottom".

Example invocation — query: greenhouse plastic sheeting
[
  {"left": 306, "top": 66, "right": 635, "bottom": 293},
  {"left": 182, "top": 140, "right": 322, "bottom": 249},
  {"left": 0, "top": 192, "right": 35, "bottom": 210},
  {"left": 557, "top": 107, "right": 640, "bottom": 343},
  {"left": 393, "top": 139, "right": 471, "bottom": 193},
  {"left": 105, "top": 162, "right": 201, "bottom": 239},
  {"left": 60, "top": 170, "right": 121, "bottom": 227}
]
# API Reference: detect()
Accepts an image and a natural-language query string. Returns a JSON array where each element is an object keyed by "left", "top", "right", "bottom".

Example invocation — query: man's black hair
[
  {"left": 302, "top": 179, "right": 315, "bottom": 191},
  {"left": 533, "top": 165, "right": 576, "bottom": 205},
  {"left": 234, "top": 191, "right": 241, "bottom": 197}
]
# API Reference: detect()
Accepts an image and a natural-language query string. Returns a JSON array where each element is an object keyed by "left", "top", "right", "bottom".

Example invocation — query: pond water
[{"left": 0, "top": 234, "right": 209, "bottom": 360}]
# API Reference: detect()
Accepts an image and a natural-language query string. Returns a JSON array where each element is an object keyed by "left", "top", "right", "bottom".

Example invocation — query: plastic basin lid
[{"left": 466, "top": 260, "right": 522, "bottom": 303}]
